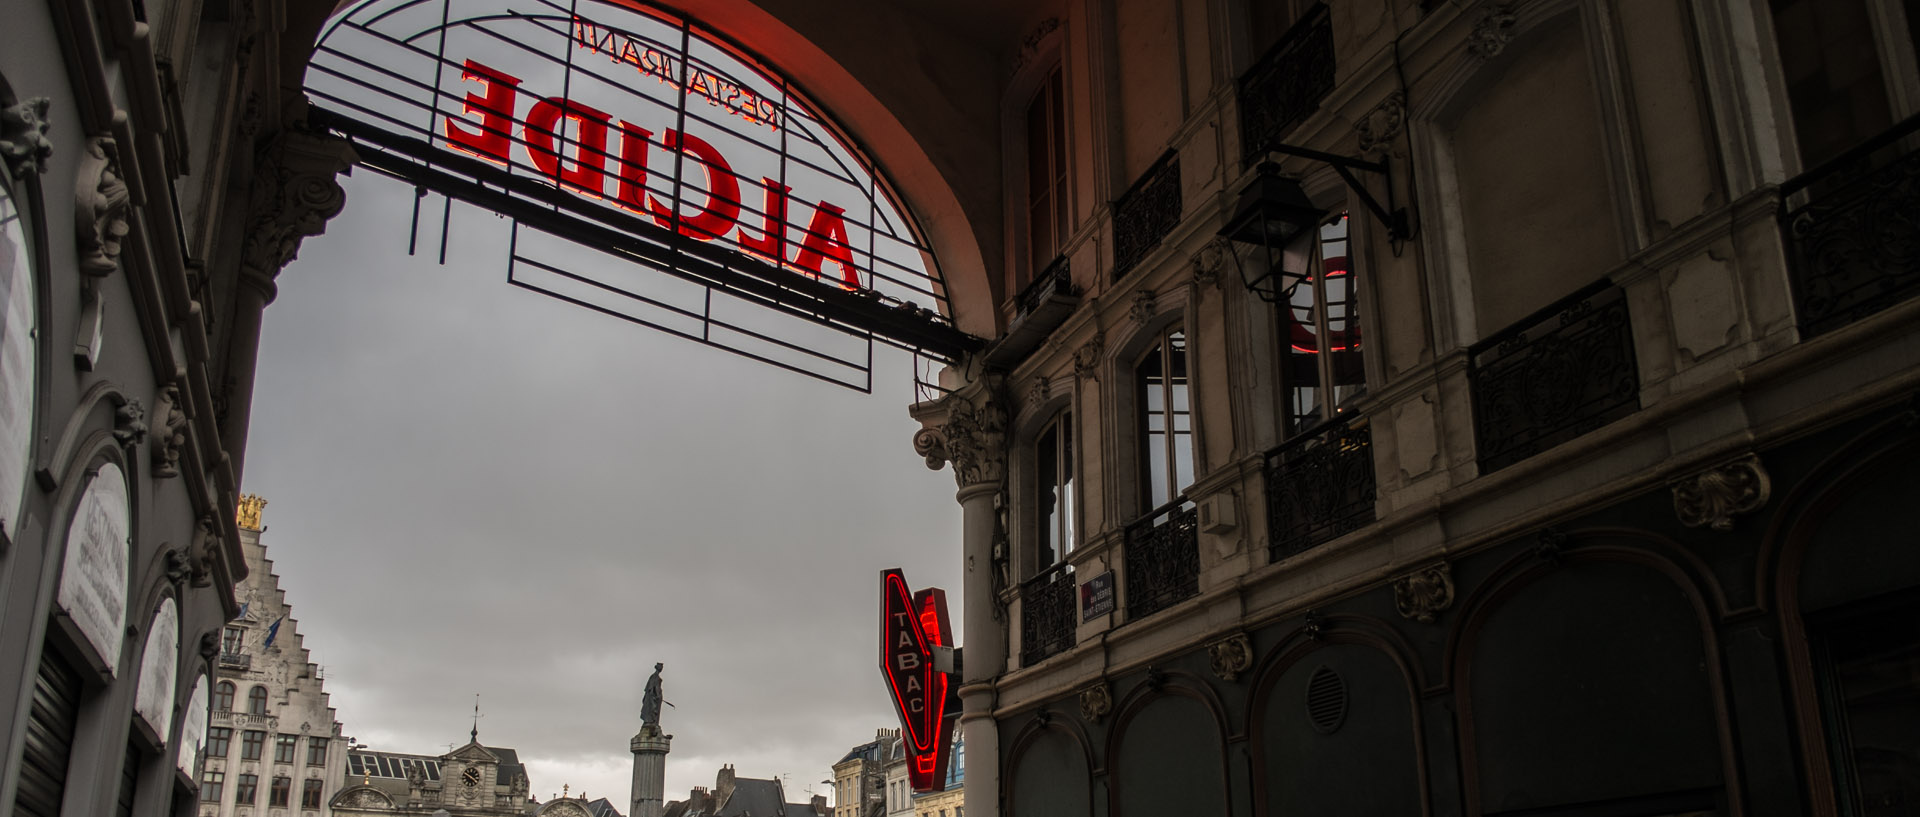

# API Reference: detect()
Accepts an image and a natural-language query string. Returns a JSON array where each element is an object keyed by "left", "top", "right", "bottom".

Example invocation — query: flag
[
  {"left": 235, "top": 603, "right": 249, "bottom": 621},
  {"left": 264, "top": 618, "right": 281, "bottom": 649}
]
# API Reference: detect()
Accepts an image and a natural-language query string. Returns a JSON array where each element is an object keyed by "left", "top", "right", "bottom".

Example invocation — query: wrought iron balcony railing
[
  {"left": 1111, "top": 151, "right": 1182, "bottom": 280},
  {"left": 1124, "top": 501, "right": 1199, "bottom": 620},
  {"left": 1266, "top": 416, "right": 1375, "bottom": 561},
  {"left": 1015, "top": 255, "right": 1074, "bottom": 320},
  {"left": 1469, "top": 280, "right": 1639, "bottom": 474},
  {"left": 1019, "top": 563, "right": 1077, "bottom": 666},
  {"left": 1781, "top": 113, "right": 1920, "bottom": 338},
  {"left": 219, "top": 652, "right": 251, "bottom": 670},
  {"left": 1238, "top": 4, "right": 1334, "bottom": 166}
]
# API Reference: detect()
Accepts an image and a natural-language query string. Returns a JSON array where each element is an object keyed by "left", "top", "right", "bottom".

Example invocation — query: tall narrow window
[
  {"left": 1025, "top": 66, "right": 1071, "bottom": 283},
  {"left": 241, "top": 730, "right": 265, "bottom": 761},
  {"left": 1034, "top": 413, "right": 1075, "bottom": 566},
  {"left": 200, "top": 771, "right": 224, "bottom": 802},
  {"left": 1278, "top": 213, "right": 1363, "bottom": 436},
  {"left": 307, "top": 737, "right": 328, "bottom": 766},
  {"left": 274, "top": 734, "right": 297, "bottom": 763},
  {"left": 247, "top": 685, "right": 268, "bottom": 716},
  {"left": 302, "top": 778, "right": 324, "bottom": 808},
  {"left": 221, "top": 626, "right": 244, "bottom": 655},
  {"left": 206, "top": 727, "right": 232, "bottom": 758},
  {"left": 1770, "top": 0, "right": 1895, "bottom": 167},
  {"left": 1137, "top": 328, "right": 1194, "bottom": 510},
  {"left": 269, "top": 776, "right": 291, "bottom": 807},
  {"left": 213, "top": 681, "right": 235, "bottom": 712},
  {"left": 235, "top": 773, "right": 258, "bottom": 804}
]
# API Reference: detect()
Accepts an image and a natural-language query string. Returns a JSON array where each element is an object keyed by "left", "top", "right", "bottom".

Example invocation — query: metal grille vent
[{"left": 1305, "top": 665, "right": 1347, "bottom": 735}]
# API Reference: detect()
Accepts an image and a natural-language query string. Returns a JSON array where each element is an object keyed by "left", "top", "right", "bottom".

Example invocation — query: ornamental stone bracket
[
  {"left": 1467, "top": 3, "right": 1519, "bottom": 59},
  {"left": 239, "top": 130, "right": 357, "bottom": 303},
  {"left": 1207, "top": 632, "right": 1253, "bottom": 682},
  {"left": 1078, "top": 683, "right": 1112, "bottom": 723},
  {"left": 0, "top": 98, "right": 52, "bottom": 178},
  {"left": 1191, "top": 239, "right": 1229, "bottom": 291},
  {"left": 151, "top": 383, "right": 188, "bottom": 479},
  {"left": 1356, "top": 92, "right": 1407, "bottom": 158},
  {"left": 1072, "top": 332, "right": 1105, "bottom": 381},
  {"left": 74, "top": 135, "right": 130, "bottom": 370},
  {"left": 1392, "top": 562, "right": 1454, "bottom": 624},
  {"left": 1672, "top": 454, "right": 1770, "bottom": 532},
  {"left": 910, "top": 378, "right": 1008, "bottom": 489}
]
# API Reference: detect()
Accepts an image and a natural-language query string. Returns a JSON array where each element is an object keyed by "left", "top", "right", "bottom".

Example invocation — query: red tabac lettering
[
  {"left": 524, "top": 97, "right": 613, "bottom": 196},
  {"left": 650, "top": 130, "right": 740, "bottom": 241},
  {"left": 795, "top": 202, "right": 860, "bottom": 288},
  {"left": 445, "top": 60, "right": 522, "bottom": 162}
]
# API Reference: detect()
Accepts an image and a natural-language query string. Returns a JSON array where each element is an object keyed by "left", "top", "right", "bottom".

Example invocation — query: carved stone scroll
[
  {"left": 913, "top": 387, "right": 1008, "bottom": 489},
  {"left": 1468, "top": 3, "right": 1519, "bottom": 59},
  {"left": 1078, "top": 683, "right": 1112, "bottom": 723},
  {"left": 1672, "top": 454, "right": 1770, "bottom": 531},
  {"left": 1208, "top": 632, "right": 1254, "bottom": 682},
  {"left": 239, "top": 131, "right": 356, "bottom": 302},
  {"left": 1392, "top": 562, "right": 1454, "bottom": 624},
  {"left": 152, "top": 384, "right": 188, "bottom": 478},
  {"left": 0, "top": 98, "right": 52, "bottom": 178},
  {"left": 73, "top": 136, "right": 129, "bottom": 369}
]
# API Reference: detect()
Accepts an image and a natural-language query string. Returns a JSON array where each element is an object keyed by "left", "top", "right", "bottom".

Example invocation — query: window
[
  {"left": 247, "top": 685, "right": 268, "bottom": 716},
  {"left": 241, "top": 729, "right": 265, "bottom": 760},
  {"left": 1769, "top": 0, "right": 1903, "bottom": 168},
  {"left": 274, "top": 734, "right": 297, "bottom": 763},
  {"left": 302, "top": 778, "right": 324, "bottom": 808},
  {"left": 206, "top": 727, "right": 232, "bottom": 758},
  {"left": 1136, "top": 328, "right": 1193, "bottom": 511},
  {"left": 213, "top": 681, "right": 235, "bottom": 712},
  {"left": 269, "top": 776, "right": 291, "bottom": 807},
  {"left": 235, "top": 773, "right": 258, "bottom": 804},
  {"left": 200, "top": 771, "right": 224, "bottom": 802},
  {"left": 221, "top": 626, "right": 244, "bottom": 655},
  {"left": 1812, "top": 589, "right": 1920, "bottom": 815},
  {"left": 307, "top": 736, "right": 328, "bottom": 766},
  {"left": 1034, "top": 412, "right": 1075, "bottom": 567},
  {"left": 1276, "top": 213, "right": 1363, "bottom": 436},
  {"left": 1024, "top": 64, "right": 1071, "bottom": 283}
]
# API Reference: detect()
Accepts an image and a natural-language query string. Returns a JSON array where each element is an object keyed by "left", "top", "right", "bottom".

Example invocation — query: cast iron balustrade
[
  {"left": 1020, "top": 563, "right": 1077, "bottom": 666},
  {"left": 1781, "top": 113, "right": 1920, "bottom": 338},
  {"left": 1238, "top": 4, "right": 1334, "bottom": 166},
  {"left": 218, "top": 652, "right": 251, "bottom": 670},
  {"left": 1016, "top": 255, "right": 1074, "bottom": 320},
  {"left": 1265, "top": 416, "right": 1375, "bottom": 561},
  {"left": 1124, "top": 501, "right": 1199, "bottom": 620},
  {"left": 1111, "top": 152, "right": 1183, "bottom": 280},
  {"left": 1469, "top": 280, "right": 1639, "bottom": 474}
]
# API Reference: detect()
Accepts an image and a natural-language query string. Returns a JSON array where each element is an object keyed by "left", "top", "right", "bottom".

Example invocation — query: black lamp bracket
[{"left": 1263, "top": 143, "right": 1410, "bottom": 241}]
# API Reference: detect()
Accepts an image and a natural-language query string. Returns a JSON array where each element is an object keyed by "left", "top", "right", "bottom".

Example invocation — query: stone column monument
[{"left": 631, "top": 663, "right": 671, "bottom": 817}]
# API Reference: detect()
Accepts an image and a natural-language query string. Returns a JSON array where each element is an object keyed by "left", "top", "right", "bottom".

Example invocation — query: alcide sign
[{"left": 880, "top": 569, "right": 959, "bottom": 792}]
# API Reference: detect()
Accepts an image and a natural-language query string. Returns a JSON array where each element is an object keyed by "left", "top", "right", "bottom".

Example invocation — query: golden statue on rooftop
[{"left": 236, "top": 494, "right": 267, "bottom": 531}]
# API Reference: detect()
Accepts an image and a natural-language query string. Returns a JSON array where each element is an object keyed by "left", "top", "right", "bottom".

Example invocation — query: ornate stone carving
[
  {"left": 237, "top": 494, "right": 268, "bottom": 531},
  {"left": 1467, "top": 3, "right": 1519, "bottom": 59},
  {"left": 1013, "top": 18, "right": 1062, "bottom": 72},
  {"left": 1356, "top": 92, "right": 1407, "bottom": 157},
  {"left": 164, "top": 547, "right": 190, "bottom": 584},
  {"left": 338, "top": 787, "right": 395, "bottom": 809},
  {"left": 1078, "top": 683, "right": 1112, "bottom": 723},
  {"left": 188, "top": 513, "right": 220, "bottom": 587},
  {"left": 1129, "top": 288, "right": 1157, "bottom": 325},
  {"left": 240, "top": 132, "right": 355, "bottom": 302},
  {"left": 1, "top": 98, "right": 53, "bottom": 178},
  {"left": 199, "top": 630, "right": 219, "bottom": 660},
  {"left": 1303, "top": 610, "right": 1325, "bottom": 641},
  {"left": 1072, "top": 333, "right": 1105, "bottom": 381},
  {"left": 152, "top": 384, "right": 188, "bottom": 478},
  {"left": 913, "top": 390, "right": 1008, "bottom": 488},
  {"left": 1026, "top": 376, "right": 1050, "bottom": 410},
  {"left": 1190, "top": 238, "right": 1228, "bottom": 290},
  {"left": 1672, "top": 454, "right": 1770, "bottom": 531},
  {"left": 114, "top": 398, "right": 147, "bottom": 447},
  {"left": 1535, "top": 527, "right": 1567, "bottom": 565},
  {"left": 75, "top": 136, "right": 131, "bottom": 275},
  {"left": 1392, "top": 562, "right": 1454, "bottom": 624},
  {"left": 1207, "top": 632, "right": 1253, "bottom": 682}
]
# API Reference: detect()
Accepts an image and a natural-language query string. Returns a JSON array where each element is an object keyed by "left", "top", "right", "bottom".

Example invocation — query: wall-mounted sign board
[{"left": 308, "top": 0, "right": 977, "bottom": 391}]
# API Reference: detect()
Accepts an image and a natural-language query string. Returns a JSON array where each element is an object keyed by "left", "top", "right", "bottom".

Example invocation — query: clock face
[{"left": 463, "top": 767, "right": 481, "bottom": 786}]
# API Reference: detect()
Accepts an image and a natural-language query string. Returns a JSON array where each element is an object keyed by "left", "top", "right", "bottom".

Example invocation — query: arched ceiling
[{"left": 280, "top": 0, "right": 1048, "bottom": 340}]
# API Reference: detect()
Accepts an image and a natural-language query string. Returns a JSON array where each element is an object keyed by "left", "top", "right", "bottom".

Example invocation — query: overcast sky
[{"left": 243, "top": 169, "right": 964, "bottom": 805}]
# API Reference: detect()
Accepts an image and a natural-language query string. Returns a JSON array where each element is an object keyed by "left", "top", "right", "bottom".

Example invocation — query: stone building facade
[
  {"left": 830, "top": 730, "right": 891, "bottom": 817},
  {"left": 199, "top": 495, "right": 346, "bottom": 817}
]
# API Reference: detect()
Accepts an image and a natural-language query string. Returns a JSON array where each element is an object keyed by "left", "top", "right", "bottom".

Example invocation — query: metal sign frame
[
  {"left": 306, "top": 0, "right": 978, "bottom": 391},
  {"left": 880, "top": 568, "right": 959, "bottom": 792}
]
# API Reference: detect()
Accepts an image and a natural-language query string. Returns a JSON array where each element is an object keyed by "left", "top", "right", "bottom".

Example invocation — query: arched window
[
  {"left": 213, "top": 681, "right": 235, "bottom": 712},
  {"left": 247, "top": 685, "right": 268, "bottom": 716}
]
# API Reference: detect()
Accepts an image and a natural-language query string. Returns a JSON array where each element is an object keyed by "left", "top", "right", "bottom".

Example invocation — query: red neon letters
[
  {"left": 442, "top": 59, "right": 860, "bottom": 287},
  {"left": 881, "top": 569, "right": 958, "bottom": 792}
]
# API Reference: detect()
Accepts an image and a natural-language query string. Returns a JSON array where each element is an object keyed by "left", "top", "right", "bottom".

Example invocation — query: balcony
[
  {"left": 1781, "top": 114, "right": 1920, "bottom": 338},
  {"left": 1019, "top": 563, "right": 1077, "bottom": 667},
  {"left": 1237, "top": 4, "right": 1334, "bottom": 166},
  {"left": 1265, "top": 416, "right": 1375, "bottom": 561},
  {"left": 219, "top": 652, "right": 251, "bottom": 670},
  {"left": 1124, "top": 501, "right": 1199, "bottom": 620},
  {"left": 986, "top": 256, "right": 1079, "bottom": 368},
  {"left": 1111, "top": 151, "right": 1182, "bottom": 280},
  {"left": 1469, "top": 280, "right": 1638, "bottom": 474}
]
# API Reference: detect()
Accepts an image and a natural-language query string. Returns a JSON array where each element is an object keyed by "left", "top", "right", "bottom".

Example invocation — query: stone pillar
[
  {"left": 221, "top": 130, "right": 354, "bottom": 484},
  {"left": 631, "top": 724, "right": 671, "bottom": 817},
  {"left": 911, "top": 378, "right": 1007, "bottom": 817}
]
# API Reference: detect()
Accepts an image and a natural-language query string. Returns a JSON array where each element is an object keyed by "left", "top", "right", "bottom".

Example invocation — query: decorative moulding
[
  {"left": 0, "top": 98, "right": 52, "bottom": 178},
  {"left": 1078, "top": 683, "right": 1112, "bottom": 723},
  {"left": 1392, "top": 562, "right": 1454, "bottom": 624},
  {"left": 1208, "top": 632, "right": 1253, "bottom": 682},
  {"left": 1671, "top": 454, "right": 1769, "bottom": 531},
  {"left": 1467, "top": 3, "right": 1519, "bottom": 59}
]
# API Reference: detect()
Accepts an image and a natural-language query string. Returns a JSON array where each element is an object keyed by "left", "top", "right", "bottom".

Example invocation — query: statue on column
[{"left": 641, "top": 663, "right": 666, "bottom": 727}]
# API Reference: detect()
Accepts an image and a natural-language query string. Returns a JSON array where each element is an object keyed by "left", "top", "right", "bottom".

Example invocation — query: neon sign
[
  {"left": 305, "top": 0, "right": 969, "bottom": 391},
  {"left": 880, "top": 569, "right": 959, "bottom": 792}
]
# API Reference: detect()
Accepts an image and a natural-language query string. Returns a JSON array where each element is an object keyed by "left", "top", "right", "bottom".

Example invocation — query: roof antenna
[{"left": 471, "top": 693, "right": 484, "bottom": 743}]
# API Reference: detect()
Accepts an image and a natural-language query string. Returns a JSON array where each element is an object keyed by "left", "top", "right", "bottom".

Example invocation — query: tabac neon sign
[
  {"left": 880, "top": 569, "right": 959, "bottom": 792},
  {"left": 305, "top": 0, "right": 972, "bottom": 390}
]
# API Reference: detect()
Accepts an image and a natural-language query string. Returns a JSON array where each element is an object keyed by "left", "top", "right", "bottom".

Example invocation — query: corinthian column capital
[
  {"left": 240, "top": 130, "right": 357, "bottom": 301},
  {"left": 910, "top": 377, "right": 1009, "bottom": 490}
]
